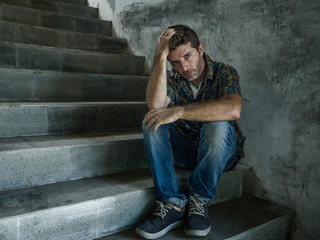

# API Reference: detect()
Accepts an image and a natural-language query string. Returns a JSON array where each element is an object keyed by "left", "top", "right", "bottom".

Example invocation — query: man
[{"left": 136, "top": 25, "right": 245, "bottom": 239}]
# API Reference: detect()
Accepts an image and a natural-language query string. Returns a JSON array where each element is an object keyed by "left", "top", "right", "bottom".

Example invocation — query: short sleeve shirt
[{"left": 167, "top": 53, "right": 245, "bottom": 159}]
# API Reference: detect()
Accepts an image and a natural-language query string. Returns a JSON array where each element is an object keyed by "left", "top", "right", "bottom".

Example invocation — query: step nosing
[
  {"left": 0, "top": 67, "right": 149, "bottom": 78},
  {"left": 0, "top": 131, "right": 143, "bottom": 151},
  {"left": 0, "top": 101, "right": 147, "bottom": 105}
]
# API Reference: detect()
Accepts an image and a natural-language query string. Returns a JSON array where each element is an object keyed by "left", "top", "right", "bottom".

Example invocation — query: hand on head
[{"left": 155, "top": 28, "right": 176, "bottom": 57}]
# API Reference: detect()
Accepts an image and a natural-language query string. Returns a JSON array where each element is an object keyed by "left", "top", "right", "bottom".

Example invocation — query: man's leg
[
  {"left": 136, "top": 122, "right": 192, "bottom": 239},
  {"left": 142, "top": 121, "right": 192, "bottom": 207},
  {"left": 185, "top": 121, "right": 239, "bottom": 237}
]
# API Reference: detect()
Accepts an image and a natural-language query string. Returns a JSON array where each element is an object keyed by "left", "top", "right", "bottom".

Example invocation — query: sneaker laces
[
  {"left": 152, "top": 201, "right": 172, "bottom": 219},
  {"left": 188, "top": 196, "right": 205, "bottom": 217}
]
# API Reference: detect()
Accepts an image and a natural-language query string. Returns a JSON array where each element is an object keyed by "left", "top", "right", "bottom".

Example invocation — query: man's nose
[{"left": 181, "top": 61, "right": 189, "bottom": 71}]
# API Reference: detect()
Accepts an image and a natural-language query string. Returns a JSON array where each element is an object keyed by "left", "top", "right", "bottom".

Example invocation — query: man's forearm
[
  {"left": 146, "top": 28, "right": 176, "bottom": 110},
  {"left": 179, "top": 95, "right": 242, "bottom": 122},
  {"left": 146, "top": 54, "right": 168, "bottom": 110}
]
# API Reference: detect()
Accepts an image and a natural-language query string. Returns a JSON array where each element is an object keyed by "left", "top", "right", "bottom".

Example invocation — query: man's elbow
[
  {"left": 146, "top": 97, "right": 169, "bottom": 110},
  {"left": 231, "top": 106, "right": 241, "bottom": 120},
  {"left": 147, "top": 102, "right": 164, "bottom": 111}
]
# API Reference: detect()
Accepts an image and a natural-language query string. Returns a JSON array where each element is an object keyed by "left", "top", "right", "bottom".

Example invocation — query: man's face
[{"left": 167, "top": 42, "right": 205, "bottom": 82}]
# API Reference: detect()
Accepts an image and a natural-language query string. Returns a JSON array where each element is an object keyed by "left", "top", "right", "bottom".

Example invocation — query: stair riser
[
  {"left": 0, "top": 3, "right": 110, "bottom": 36},
  {"left": 0, "top": 42, "right": 145, "bottom": 75},
  {"left": 0, "top": 169, "right": 245, "bottom": 239},
  {"left": 0, "top": 138, "right": 146, "bottom": 191},
  {"left": 0, "top": 0, "right": 97, "bottom": 18},
  {"left": 0, "top": 69, "right": 148, "bottom": 102},
  {"left": 0, "top": 22, "right": 128, "bottom": 54},
  {"left": 0, "top": 103, "right": 148, "bottom": 137}
]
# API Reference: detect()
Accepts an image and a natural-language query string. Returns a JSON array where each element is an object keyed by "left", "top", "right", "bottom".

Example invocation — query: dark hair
[{"left": 168, "top": 25, "right": 200, "bottom": 52}]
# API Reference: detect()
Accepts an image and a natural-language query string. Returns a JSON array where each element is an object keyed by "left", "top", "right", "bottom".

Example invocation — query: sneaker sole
[
  {"left": 136, "top": 220, "right": 185, "bottom": 239},
  {"left": 184, "top": 225, "right": 211, "bottom": 237}
]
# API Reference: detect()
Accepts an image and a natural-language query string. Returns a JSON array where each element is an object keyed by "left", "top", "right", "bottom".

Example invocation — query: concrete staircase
[{"left": 0, "top": 0, "right": 293, "bottom": 239}]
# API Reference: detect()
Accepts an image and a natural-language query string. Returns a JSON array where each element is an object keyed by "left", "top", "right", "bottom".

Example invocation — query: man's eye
[
  {"left": 171, "top": 61, "right": 178, "bottom": 65},
  {"left": 185, "top": 54, "right": 190, "bottom": 59}
]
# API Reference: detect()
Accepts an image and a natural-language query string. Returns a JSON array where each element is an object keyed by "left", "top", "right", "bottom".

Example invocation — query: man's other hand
[{"left": 144, "top": 107, "right": 184, "bottom": 132}]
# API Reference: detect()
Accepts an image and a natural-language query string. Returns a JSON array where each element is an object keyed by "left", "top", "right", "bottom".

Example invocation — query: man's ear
[{"left": 198, "top": 43, "right": 204, "bottom": 56}]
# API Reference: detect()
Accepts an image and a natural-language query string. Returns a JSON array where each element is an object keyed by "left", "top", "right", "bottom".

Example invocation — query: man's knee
[
  {"left": 142, "top": 119, "right": 172, "bottom": 142},
  {"left": 201, "top": 121, "right": 235, "bottom": 147}
]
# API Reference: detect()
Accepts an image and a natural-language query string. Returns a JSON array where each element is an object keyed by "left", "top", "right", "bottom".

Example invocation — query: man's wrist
[
  {"left": 176, "top": 106, "right": 185, "bottom": 119},
  {"left": 155, "top": 52, "right": 168, "bottom": 62}
]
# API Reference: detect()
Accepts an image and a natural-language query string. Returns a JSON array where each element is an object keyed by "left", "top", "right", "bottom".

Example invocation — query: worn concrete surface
[
  {"left": 0, "top": 167, "right": 246, "bottom": 239},
  {"left": 91, "top": 0, "right": 320, "bottom": 239},
  {"left": 0, "top": 42, "right": 145, "bottom": 75},
  {"left": 100, "top": 197, "right": 292, "bottom": 240},
  {"left": 0, "top": 132, "right": 146, "bottom": 191},
  {"left": 0, "top": 69, "right": 148, "bottom": 101},
  {"left": 0, "top": 102, "right": 148, "bottom": 137},
  {"left": 0, "top": 3, "right": 111, "bottom": 36},
  {"left": 0, "top": 0, "right": 98, "bottom": 18},
  {"left": 0, "top": 21, "right": 129, "bottom": 54}
]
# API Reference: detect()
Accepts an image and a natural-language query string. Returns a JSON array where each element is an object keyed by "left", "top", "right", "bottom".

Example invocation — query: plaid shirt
[{"left": 167, "top": 53, "right": 245, "bottom": 159}]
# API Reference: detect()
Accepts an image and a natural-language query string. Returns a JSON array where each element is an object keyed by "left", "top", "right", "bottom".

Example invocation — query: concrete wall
[{"left": 89, "top": 0, "right": 320, "bottom": 239}]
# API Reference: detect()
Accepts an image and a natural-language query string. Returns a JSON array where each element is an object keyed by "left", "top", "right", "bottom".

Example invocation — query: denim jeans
[{"left": 142, "top": 121, "right": 239, "bottom": 208}]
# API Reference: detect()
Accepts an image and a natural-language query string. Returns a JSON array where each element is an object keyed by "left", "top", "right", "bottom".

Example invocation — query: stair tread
[
  {"left": 100, "top": 197, "right": 292, "bottom": 240},
  {"left": 0, "top": 164, "right": 250, "bottom": 238},
  {"left": 0, "top": 130, "right": 143, "bottom": 152},
  {"left": 0, "top": 168, "right": 153, "bottom": 219},
  {"left": 0, "top": 40, "right": 138, "bottom": 57},
  {"left": 0, "top": 166, "right": 249, "bottom": 220}
]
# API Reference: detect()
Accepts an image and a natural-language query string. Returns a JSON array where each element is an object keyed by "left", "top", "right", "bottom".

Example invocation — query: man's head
[
  {"left": 166, "top": 25, "right": 205, "bottom": 84},
  {"left": 168, "top": 25, "right": 201, "bottom": 52}
]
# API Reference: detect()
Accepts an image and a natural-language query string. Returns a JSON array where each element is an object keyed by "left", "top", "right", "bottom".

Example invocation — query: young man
[{"left": 136, "top": 25, "right": 245, "bottom": 239}]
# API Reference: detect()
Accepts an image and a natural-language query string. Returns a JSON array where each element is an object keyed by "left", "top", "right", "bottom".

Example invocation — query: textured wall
[{"left": 91, "top": 0, "right": 320, "bottom": 239}]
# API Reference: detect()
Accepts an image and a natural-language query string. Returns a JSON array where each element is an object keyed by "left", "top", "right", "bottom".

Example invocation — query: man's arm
[
  {"left": 144, "top": 94, "right": 242, "bottom": 132},
  {"left": 146, "top": 29, "right": 175, "bottom": 110}
]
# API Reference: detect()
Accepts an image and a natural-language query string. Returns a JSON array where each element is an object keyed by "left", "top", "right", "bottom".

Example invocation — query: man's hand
[
  {"left": 155, "top": 28, "right": 176, "bottom": 58},
  {"left": 144, "top": 107, "right": 184, "bottom": 132}
]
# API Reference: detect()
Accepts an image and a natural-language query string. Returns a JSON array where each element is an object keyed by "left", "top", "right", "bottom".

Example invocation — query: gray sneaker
[
  {"left": 184, "top": 196, "right": 211, "bottom": 237},
  {"left": 136, "top": 201, "right": 186, "bottom": 239}
]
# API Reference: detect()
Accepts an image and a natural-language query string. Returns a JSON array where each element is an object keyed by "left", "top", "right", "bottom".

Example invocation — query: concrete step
[
  {"left": 0, "top": 0, "right": 98, "bottom": 18},
  {"left": 0, "top": 41, "right": 145, "bottom": 75},
  {"left": 101, "top": 197, "right": 293, "bottom": 240},
  {"left": 0, "top": 102, "right": 148, "bottom": 137},
  {"left": 0, "top": 69, "right": 148, "bottom": 102},
  {"left": 0, "top": 3, "right": 111, "bottom": 36},
  {"left": 0, "top": 166, "right": 249, "bottom": 239},
  {"left": 0, "top": 21, "right": 129, "bottom": 54},
  {"left": 0, "top": 131, "right": 146, "bottom": 191}
]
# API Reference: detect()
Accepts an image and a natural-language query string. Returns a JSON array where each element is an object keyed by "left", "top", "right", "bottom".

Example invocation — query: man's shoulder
[{"left": 205, "top": 54, "right": 237, "bottom": 74}]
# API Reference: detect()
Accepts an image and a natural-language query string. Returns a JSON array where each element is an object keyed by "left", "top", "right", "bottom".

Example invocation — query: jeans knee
[
  {"left": 142, "top": 119, "right": 172, "bottom": 142},
  {"left": 201, "top": 121, "right": 235, "bottom": 148}
]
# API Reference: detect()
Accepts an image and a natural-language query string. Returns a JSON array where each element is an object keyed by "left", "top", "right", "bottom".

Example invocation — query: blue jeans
[{"left": 142, "top": 121, "right": 239, "bottom": 208}]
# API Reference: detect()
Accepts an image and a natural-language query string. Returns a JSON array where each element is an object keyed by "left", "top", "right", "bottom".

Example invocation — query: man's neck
[{"left": 191, "top": 59, "right": 207, "bottom": 89}]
